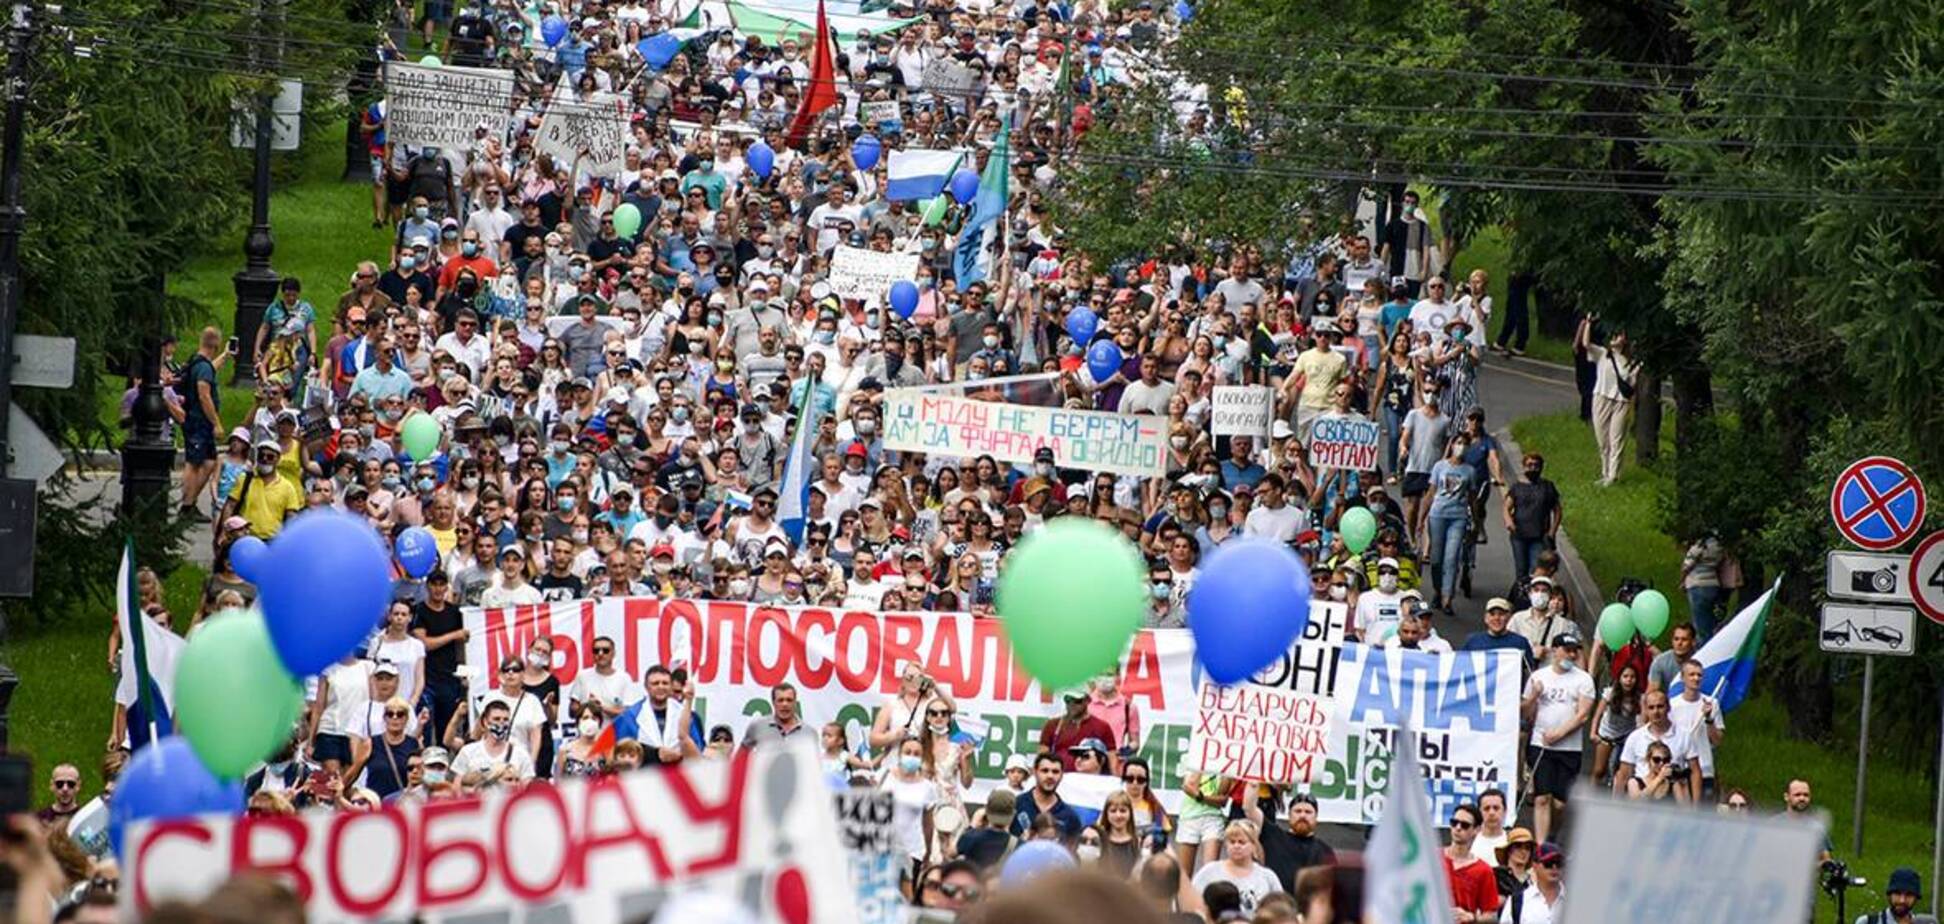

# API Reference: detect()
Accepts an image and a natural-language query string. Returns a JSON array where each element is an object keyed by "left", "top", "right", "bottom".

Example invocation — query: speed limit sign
[{"left": 1910, "top": 532, "right": 1944, "bottom": 624}]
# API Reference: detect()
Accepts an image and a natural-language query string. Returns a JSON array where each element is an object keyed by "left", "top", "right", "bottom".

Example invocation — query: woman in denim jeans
[
  {"left": 1681, "top": 536, "right": 1726, "bottom": 640},
  {"left": 1425, "top": 436, "right": 1476, "bottom": 611},
  {"left": 1370, "top": 331, "right": 1417, "bottom": 481}
]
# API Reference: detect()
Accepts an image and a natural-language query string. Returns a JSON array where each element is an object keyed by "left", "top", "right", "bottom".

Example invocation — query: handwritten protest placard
[
  {"left": 883, "top": 391, "right": 1167, "bottom": 478},
  {"left": 1308, "top": 413, "right": 1381, "bottom": 470},
  {"left": 537, "top": 91, "right": 630, "bottom": 179},
  {"left": 829, "top": 246, "right": 920, "bottom": 303},
  {"left": 1211, "top": 386, "right": 1273, "bottom": 438},
  {"left": 921, "top": 58, "right": 980, "bottom": 102},
  {"left": 859, "top": 100, "right": 901, "bottom": 128},
  {"left": 1181, "top": 602, "right": 1345, "bottom": 784},
  {"left": 833, "top": 791, "right": 901, "bottom": 924},
  {"left": 384, "top": 61, "right": 514, "bottom": 163}
]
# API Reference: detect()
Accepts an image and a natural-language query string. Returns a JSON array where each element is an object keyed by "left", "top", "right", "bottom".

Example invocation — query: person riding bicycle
[{"left": 1455, "top": 407, "right": 1506, "bottom": 596}]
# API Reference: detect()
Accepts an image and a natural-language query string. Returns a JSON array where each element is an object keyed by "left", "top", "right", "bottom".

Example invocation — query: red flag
[{"left": 784, "top": 0, "right": 839, "bottom": 148}]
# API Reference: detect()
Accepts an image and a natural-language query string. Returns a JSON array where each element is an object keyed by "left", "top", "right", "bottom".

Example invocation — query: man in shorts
[
  {"left": 1521, "top": 633, "right": 1593, "bottom": 844},
  {"left": 1396, "top": 379, "right": 1451, "bottom": 550},
  {"left": 178, "top": 326, "right": 227, "bottom": 519}
]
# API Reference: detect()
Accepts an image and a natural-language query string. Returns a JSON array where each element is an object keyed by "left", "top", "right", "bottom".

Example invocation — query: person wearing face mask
[
  {"left": 223, "top": 440, "right": 305, "bottom": 540},
  {"left": 555, "top": 702, "right": 612, "bottom": 779},
  {"left": 1521, "top": 634, "right": 1595, "bottom": 843},
  {"left": 1354, "top": 556, "right": 1409, "bottom": 643},
  {"left": 451, "top": 700, "right": 536, "bottom": 790},
  {"left": 1087, "top": 673, "right": 1142, "bottom": 761},
  {"left": 1508, "top": 576, "right": 1574, "bottom": 657},
  {"left": 438, "top": 230, "right": 499, "bottom": 301},
  {"left": 1502, "top": 452, "right": 1562, "bottom": 581},
  {"left": 378, "top": 240, "right": 437, "bottom": 311}
]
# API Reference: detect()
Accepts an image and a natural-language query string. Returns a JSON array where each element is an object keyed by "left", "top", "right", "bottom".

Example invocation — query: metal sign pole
[
  {"left": 1852, "top": 655, "right": 1874, "bottom": 856},
  {"left": 1933, "top": 683, "right": 1943, "bottom": 919}
]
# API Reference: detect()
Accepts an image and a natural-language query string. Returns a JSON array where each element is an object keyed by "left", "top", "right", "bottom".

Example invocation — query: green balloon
[
  {"left": 175, "top": 609, "right": 306, "bottom": 779},
  {"left": 1630, "top": 589, "right": 1671, "bottom": 640},
  {"left": 400, "top": 412, "right": 442, "bottom": 461},
  {"left": 420, "top": 54, "right": 442, "bottom": 67},
  {"left": 1596, "top": 602, "right": 1637, "bottom": 651},
  {"left": 612, "top": 202, "right": 643, "bottom": 239},
  {"left": 1340, "top": 506, "right": 1377, "bottom": 553},
  {"left": 997, "top": 518, "right": 1147, "bottom": 690}
]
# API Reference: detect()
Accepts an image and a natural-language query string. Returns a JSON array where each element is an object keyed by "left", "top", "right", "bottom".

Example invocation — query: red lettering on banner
[
  {"left": 835, "top": 610, "right": 880, "bottom": 692},
  {"left": 624, "top": 596, "right": 660, "bottom": 678},
  {"left": 748, "top": 606, "right": 795, "bottom": 688},
  {"left": 927, "top": 614, "right": 967, "bottom": 696},
  {"left": 484, "top": 605, "right": 547, "bottom": 678},
  {"left": 416, "top": 796, "right": 490, "bottom": 908},
  {"left": 663, "top": 746, "right": 752, "bottom": 875},
  {"left": 881, "top": 614, "right": 923, "bottom": 694},
  {"left": 968, "top": 618, "right": 1015, "bottom": 701},
  {"left": 232, "top": 813, "right": 314, "bottom": 902},
  {"left": 796, "top": 606, "right": 836, "bottom": 688},
  {"left": 704, "top": 600, "right": 751, "bottom": 684},
  {"left": 134, "top": 821, "right": 214, "bottom": 913},
  {"left": 577, "top": 776, "right": 675, "bottom": 883},
  {"left": 658, "top": 598, "right": 703, "bottom": 672},
  {"left": 498, "top": 783, "right": 576, "bottom": 901},
  {"left": 1123, "top": 632, "right": 1166, "bottom": 710},
  {"left": 325, "top": 807, "right": 410, "bottom": 916},
  {"left": 548, "top": 600, "right": 593, "bottom": 689}
]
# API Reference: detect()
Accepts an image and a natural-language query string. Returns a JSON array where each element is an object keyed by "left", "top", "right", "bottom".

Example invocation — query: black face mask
[
  {"left": 1525, "top": 467, "right": 1543, "bottom": 481},
  {"left": 458, "top": 277, "right": 479, "bottom": 297}
]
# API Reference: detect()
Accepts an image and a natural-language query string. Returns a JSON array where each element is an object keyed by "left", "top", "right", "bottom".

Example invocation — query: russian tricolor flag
[{"left": 886, "top": 148, "right": 962, "bottom": 201}]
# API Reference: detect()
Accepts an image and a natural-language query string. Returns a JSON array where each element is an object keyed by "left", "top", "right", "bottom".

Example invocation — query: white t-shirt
[
  {"left": 474, "top": 690, "right": 549, "bottom": 749},
  {"left": 1243, "top": 503, "right": 1305, "bottom": 543},
  {"left": 1355, "top": 590, "right": 1406, "bottom": 642},
  {"left": 569, "top": 668, "right": 641, "bottom": 714},
  {"left": 1666, "top": 693, "right": 1725, "bottom": 777},
  {"left": 367, "top": 635, "right": 428, "bottom": 699},
  {"left": 880, "top": 774, "right": 940, "bottom": 861},
  {"left": 316, "top": 660, "right": 375, "bottom": 737},
  {"left": 1523, "top": 665, "right": 1595, "bottom": 752},
  {"left": 1618, "top": 722, "right": 1699, "bottom": 780},
  {"left": 1190, "top": 861, "right": 1284, "bottom": 916},
  {"left": 451, "top": 740, "right": 535, "bottom": 782}
]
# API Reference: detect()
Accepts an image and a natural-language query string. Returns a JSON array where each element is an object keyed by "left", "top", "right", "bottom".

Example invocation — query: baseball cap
[
  {"left": 1271, "top": 420, "right": 1295, "bottom": 439},
  {"left": 1033, "top": 447, "right": 1056, "bottom": 463},
  {"left": 1554, "top": 633, "right": 1582, "bottom": 649},
  {"left": 1486, "top": 597, "right": 1512, "bottom": 613},
  {"left": 1535, "top": 842, "right": 1563, "bottom": 864},
  {"left": 605, "top": 386, "right": 631, "bottom": 405},
  {"left": 253, "top": 438, "right": 281, "bottom": 455},
  {"left": 346, "top": 306, "right": 367, "bottom": 322},
  {"left": 222, "top": 515, "right": 250, "bottom": 533},
  {"left": 1377, "top": 557, "right": 1400, "bottom": 571},
  {"left": 421, "top": 746, "right": 451, "bottom": 767},
  {"left": 372, "top": 661, "right": 400, "bottom": 677},
  {"left": 1068, "top": 737, "right": 1109, "bottom": 757},
  {"left": 650, "top": 543, "right": 675, "bottom": 559}
]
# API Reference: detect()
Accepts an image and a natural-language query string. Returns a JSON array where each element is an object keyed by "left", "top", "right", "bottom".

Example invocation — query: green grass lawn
[
  {"left": 22, "top": 135, "right": 377, "bottom": 804},
  {"left": 1512, "top": 409, "right": 1935, "bottom": 914},
  {"left": 1450, "top": 225, "right": 1574, "bottom": 367}
]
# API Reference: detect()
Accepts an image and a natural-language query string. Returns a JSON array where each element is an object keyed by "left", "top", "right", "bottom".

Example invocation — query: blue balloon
[
  {"left": 1064, "top": 306, "right": 1099, "bottom": 346},
  {"left": 747, "top": 140, "right": 775, "bottom": 180},
  {"left": 852, "top": 133, "right": 882, "bottom": 171},
  {"left": 394, "top": 526, "right": 440, "bottom": 579},
  {"left": 1085, "top": 339, "right": 1124, "bottom": 383},
  {"left": 1174, "top": 0, "right": 1193, "bottom": 21},
  {"left": 949, "top": 167, "right": 980, "bottom": 204},
  {"left": 889, "top": 280, "right": 919, "bottom": 318},
  {"left": 258, "top": 510, "right": 395, "bottom": 676},
  {"left": 1000, "top": 840, "right": 1075, "bottom": 886},
  {"left": 1187, "top": 539, "right": 1313, "bottom": 685},
  {"left": 541, "top": 14, "right": 568, "bottom": 47},
  {"left": 228, "top": 535, "right": 269, "bottom": 582},
  {"left": 109, "top": 738, "right": 244, "bottom": 859},
  {"left": 640, "top": 32, "right": 684, "bottom": 70}
]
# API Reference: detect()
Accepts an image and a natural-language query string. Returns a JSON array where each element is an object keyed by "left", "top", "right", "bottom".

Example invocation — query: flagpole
[{"left": 121, "top": 538, "right": 159, "bottom": 745}]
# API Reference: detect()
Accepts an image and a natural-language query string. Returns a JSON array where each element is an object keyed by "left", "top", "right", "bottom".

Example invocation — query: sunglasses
[
  {"left": 593, "top": 645, "right": 614, "bottom": 654},
  {"left": 1450, "top": 819, "right": 1476, "bottom": 830},
  {"left": 52, "top": 780, "right": 78, "bottom": 789},
  {"left": 1124, "top": 774, "right": 1148, "bottom": 784},
  {"left": 940, "top": 883, "right": 980, "bottom": 901},
  {"left": 385, "top": 709, "right": 409, "bottom": 718},
  {"left": 926, "top": 708, "right": 952, "bottom": 717},
  {"left": 1539, "top": 859, "right": 1562, "bottom": 869}
]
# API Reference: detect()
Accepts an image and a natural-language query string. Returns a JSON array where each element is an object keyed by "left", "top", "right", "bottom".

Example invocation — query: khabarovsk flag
[
  {"left": 776, "top": 376, "right": 820, "bottom": 545},
  {"left": 1364, "top": 727, "right": 1456, "bottom": 924},
  {"left": 885, "top": 148, "right": 962, "bottom": 202},
  {"left": 1667, "top": 576, "right": 1780, "bottom": 714},
  {"left": 116, "top": 539, "right": 186, "bottom": 750},
  {"left": 951, "top": 117, "right": 1011, "bottom": 286}
]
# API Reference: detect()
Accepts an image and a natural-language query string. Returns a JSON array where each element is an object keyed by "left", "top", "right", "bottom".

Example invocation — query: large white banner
[
  {"left": 536, "top": 92, "right": 631, "bottom": 179},
  {"left": 1561, "top": 793, "right": 1824, "bottom": 924},
  {"left": 457, "top": 599, "right": 1519, "bottom": 824},
  {"left": 882, "top": 391, "right": 1169, "bottom": 478},
  {"left": 828, "top": 246, "right": 920, "bottom": 303},
  {"left": 384, "top": 62, "right": 515, "bottom": 158},
  {"left": 124, "top": 741, "right": 858, "bottom": 924}
]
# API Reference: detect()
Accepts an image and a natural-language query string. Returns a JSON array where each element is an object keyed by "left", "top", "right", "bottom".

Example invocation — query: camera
[
  {"left": 1850, "top": 566, "right": 1898, "bottom": 595},
  {"left": 1820, "top": 859, "right": 1866, "bottom": 897}
]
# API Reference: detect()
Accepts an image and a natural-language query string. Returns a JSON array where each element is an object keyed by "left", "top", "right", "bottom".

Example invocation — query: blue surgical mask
[
  {"left": 400, "top": 255, "right": 417, "bottom": 270},
  {"left": 558, "top": 495, "right": 577, "bottom": 512},
  {"left": 1152, "top": 582, "right": 1171, "bottom": 599},
  {"left": 815, "top": 330, "right": 835, "bottom": 345},
  {"left": 462, "top": 241, "right": 480, "bottom": 257},
  {"left": 417, "top": 477, "right": 436, "bottom": 494},
  {"left": 898, "top": 754, "right": 923, "bottom": 774},
  {"left": 415, "top": 206, "right": 430, "bottom": 220}
]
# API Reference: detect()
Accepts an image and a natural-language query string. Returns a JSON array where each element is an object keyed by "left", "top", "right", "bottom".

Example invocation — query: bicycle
[{"left": 1459, "top": 480, "right": 1493, "bottom": 598}]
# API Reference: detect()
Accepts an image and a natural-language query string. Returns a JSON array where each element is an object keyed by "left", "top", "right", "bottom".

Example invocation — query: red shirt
[
  {"left": 1038, "top": 713, "right": 1117, "bottom": 770},
  {"left": 1443, "top": 853, "right": 1502, "bottom": 914}
]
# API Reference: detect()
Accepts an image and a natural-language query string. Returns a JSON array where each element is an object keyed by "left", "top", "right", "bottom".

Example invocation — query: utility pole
[
  {"left": 0, "top": 1, "right": 36, "bottom": 750},
  {"left": 229, "top": 0, "right": 284, "bottom": 385}
]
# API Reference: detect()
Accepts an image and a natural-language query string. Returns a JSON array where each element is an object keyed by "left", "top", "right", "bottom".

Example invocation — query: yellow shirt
[
  {"left": 427, "top": 523, "right": 458, "bottom": 555},
  {"left": 1292, "top": 348, "right": 1347, "bottom": 409},
  {"left": 228, "top": 472, "right": 304, "bottom": 539},
  {"left": 277, "top": 436, "right": 304, "bottom": 492}
]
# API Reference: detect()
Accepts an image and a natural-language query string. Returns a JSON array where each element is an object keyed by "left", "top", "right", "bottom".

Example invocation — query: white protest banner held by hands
[
  {"left": 1210, "top": 386, "right": 1274, "bottom": 438},
  {"left": 384, "top": 61, "right": 515, "bottom": 165},
  {"left": 537, "top": 91, "right": 631, "bottom": 180},
  {"left": 124, "top": 740, "right": 859, "bottom": 924},
  {"left": 1309, "top": 413, "right": 1382, "bottom": 471},
  {"left": 882, "top": 391, "right": 1169, "bottom": 478},
  {"left": 828, "top": 246, "right": 920, "bottom": 303}
]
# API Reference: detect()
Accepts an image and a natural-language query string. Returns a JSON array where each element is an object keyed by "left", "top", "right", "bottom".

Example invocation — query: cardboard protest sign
[
  {"left": 536, "top": 91, "right": 631, "bottom": 179},
  {"left": 859, "top": 100, "right": 900, "bottom": 127},
  {"left": 920, "top": 58, "right": 979, "bottom": 102},
  {"left": 833, "top": 791, "right": 901, "bottom": 924},
  {"left": 1180, "top": 602, "right": 1346, "bottom": 784},
  {"left": 1561, "top": 793, "right": 1825, "bottom": 924},
  {"left": 828, "top": 246, "right": 920, "bottom": 303},
  {"left": 1308, "top": 413, "right": 1381, "bottom": 471},
  {"left": 882, "top": 391, "right": 1168, "bottom": 478},
  {"left": 125, "top": 742, "right": 858, "bottom": 924},
  {"left": 1210, "top": 386, "right": 1273, "bottom": 438},
  {"left": 384, "top": 62, "right": 514, "bottom": 163}
]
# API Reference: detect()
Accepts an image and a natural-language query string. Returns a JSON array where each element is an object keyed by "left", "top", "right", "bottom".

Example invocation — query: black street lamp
[{"left": 231, "top": 91, "right": 279, "bottom": 387}]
